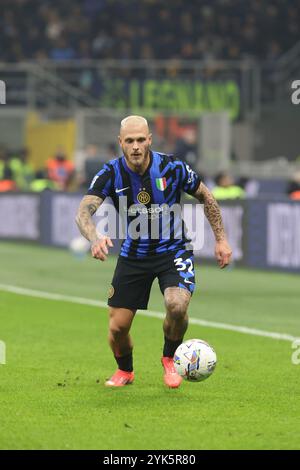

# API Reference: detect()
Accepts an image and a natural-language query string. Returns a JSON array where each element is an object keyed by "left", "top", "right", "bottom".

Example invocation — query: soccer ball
[
  {"left": 69, "top": 236, "right": 90, "bottom": 258},
  {"left": 173, "top": 339, "right": 217, "bottom": 382}
]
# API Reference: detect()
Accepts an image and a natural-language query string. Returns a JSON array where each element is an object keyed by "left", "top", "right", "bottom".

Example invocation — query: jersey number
[{"left": 174, "top": 257, "right": 194, "bottom": 275}]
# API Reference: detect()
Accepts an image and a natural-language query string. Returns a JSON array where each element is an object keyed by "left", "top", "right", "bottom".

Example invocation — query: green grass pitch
[{"left": 0, "top": 241, "right": 299, "bottom": 450}]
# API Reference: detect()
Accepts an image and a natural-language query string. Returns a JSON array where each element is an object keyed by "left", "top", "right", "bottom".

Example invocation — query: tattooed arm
[
  {"left": 193, "top": 182, "right": 232, "bottom": 268},
  {"left": 75, "top": 195, "right": 113, "bottom": 261},
  {"left": 76, "top": 195, "right": 102, "bottom": 242}
]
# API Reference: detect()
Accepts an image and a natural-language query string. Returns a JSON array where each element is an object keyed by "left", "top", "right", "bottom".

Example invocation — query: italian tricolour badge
[{"left": 156, "top": 177, "right": 167, "bottom": 191}]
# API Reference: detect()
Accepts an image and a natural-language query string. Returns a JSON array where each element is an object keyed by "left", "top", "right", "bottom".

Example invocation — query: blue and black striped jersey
[{"left": 87, "top": 151, "right": 201, "bottom": 258}]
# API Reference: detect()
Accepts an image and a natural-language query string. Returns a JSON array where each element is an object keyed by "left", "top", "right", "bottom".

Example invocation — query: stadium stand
[{"left": 1, "top": 0, "right": 300, "bottom": 62}]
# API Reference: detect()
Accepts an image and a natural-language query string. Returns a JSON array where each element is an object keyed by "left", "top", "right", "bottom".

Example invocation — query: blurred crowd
[
  {"left": 1, "top": 143, "right": 300, "bottom": 200},
  {"left": 1, "top": 0, "right": 300, "bottom": 62},
  {"left": 0, "top": 146, "right": 75, "bottom": 192}
]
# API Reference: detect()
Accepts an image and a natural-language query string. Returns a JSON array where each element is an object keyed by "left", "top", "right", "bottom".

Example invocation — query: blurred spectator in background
[
  {"left": 237, "top": 176, "right": 260, "bottom": 198},
  {"left": 173, "top": 127, "right": 198, "bottom": 167},
  {"left": 287, "top": 172, "right": 300, "bottom": 200},
  {"left": 212, "top": 172, "right": 245, "bottom": 200},
  {"left": 50, "top": 37, "right": 76, "bottom": 61},
  {"left": 83, "top": 144, "right": 102, "bottom": 188},
  {"left": 46, "top": 148, "right": 75, "bottom": 191},
  {"left": 30, "top": 170, "right": 56, "bottom": 192},
  {"left": 83, "top": 142, "right": 118, "bottom": 189},
  {"left": 9, "top": 148, "right": 34, "bottom": 190},
  {"left": 0, "top": 166, "right": 17, "bottom": 192},
  {"left": 107, "top": 142, "right": 118, "bottom": 159}
]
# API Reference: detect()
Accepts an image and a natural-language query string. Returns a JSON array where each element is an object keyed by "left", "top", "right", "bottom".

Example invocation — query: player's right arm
[{"left": 75, "top": 195, "right": 113, "bottom": 261}]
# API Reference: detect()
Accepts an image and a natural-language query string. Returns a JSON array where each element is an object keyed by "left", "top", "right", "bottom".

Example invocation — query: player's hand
[
  {"left": 91, "top": 236, "right": 113, "bottom": 262},
  {"left": 215, "top": 239, "right": 232, "bottom": 269}
]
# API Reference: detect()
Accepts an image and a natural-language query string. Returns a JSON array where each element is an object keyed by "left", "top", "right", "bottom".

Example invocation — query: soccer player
[{"left": 76, "top": 116, "right": 232, "bottom": 388}]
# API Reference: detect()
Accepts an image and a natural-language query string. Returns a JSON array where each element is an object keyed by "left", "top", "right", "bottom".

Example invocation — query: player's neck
[{"left": 126, "top": 152, "right": 150, "bottom": 175}]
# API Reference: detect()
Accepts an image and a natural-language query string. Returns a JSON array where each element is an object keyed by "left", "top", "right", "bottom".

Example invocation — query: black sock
[
  {"left": 163, "top": 336, "right": 183, "bottom": 358},
  {"left": 114, "top": 352, "right": 133, "bottom": 372}
]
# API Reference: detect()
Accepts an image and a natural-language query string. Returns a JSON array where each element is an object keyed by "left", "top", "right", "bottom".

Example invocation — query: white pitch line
[{"left": 0, "top": 283, "right": 298, "bottom": 343}]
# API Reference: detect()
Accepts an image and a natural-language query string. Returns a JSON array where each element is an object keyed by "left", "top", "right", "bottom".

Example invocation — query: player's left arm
[{"left": 193, "top": 182, "right": 232, "bottom": 268}]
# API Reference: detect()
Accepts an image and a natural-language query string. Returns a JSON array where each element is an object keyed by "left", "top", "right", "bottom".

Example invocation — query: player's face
[{"left": 119, "top": 125, "right": 152, "bottom": 169}]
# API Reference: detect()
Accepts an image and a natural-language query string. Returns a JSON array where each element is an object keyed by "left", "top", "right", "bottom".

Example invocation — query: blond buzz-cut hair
[{"left": 120, "top": 115, "right": 149, "bottom": 135}]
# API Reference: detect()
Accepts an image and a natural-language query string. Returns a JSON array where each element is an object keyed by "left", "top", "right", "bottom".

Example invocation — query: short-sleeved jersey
[{"left": 87, "top": 151, "right": 201, "bottom": 258}]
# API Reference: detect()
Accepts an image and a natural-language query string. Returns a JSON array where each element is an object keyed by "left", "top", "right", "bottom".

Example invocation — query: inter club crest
[{"left": 137, "top": 191, "right": 150, "bottom": 204}]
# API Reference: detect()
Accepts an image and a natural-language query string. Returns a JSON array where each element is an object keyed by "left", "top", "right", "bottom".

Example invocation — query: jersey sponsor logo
[
  {"left": 155, "top": 177, "right": 167, "bottom": 191},
  {"left": 115, "top": 186, "right": 130, "bottom": 193},
  {"left": 137, "top": 191, "right": 150, "bottom": 204}
]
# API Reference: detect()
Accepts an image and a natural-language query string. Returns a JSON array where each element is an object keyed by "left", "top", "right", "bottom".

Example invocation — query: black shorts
[{"left": 107, "top": 249, "right": 195, "bottom": 310}]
